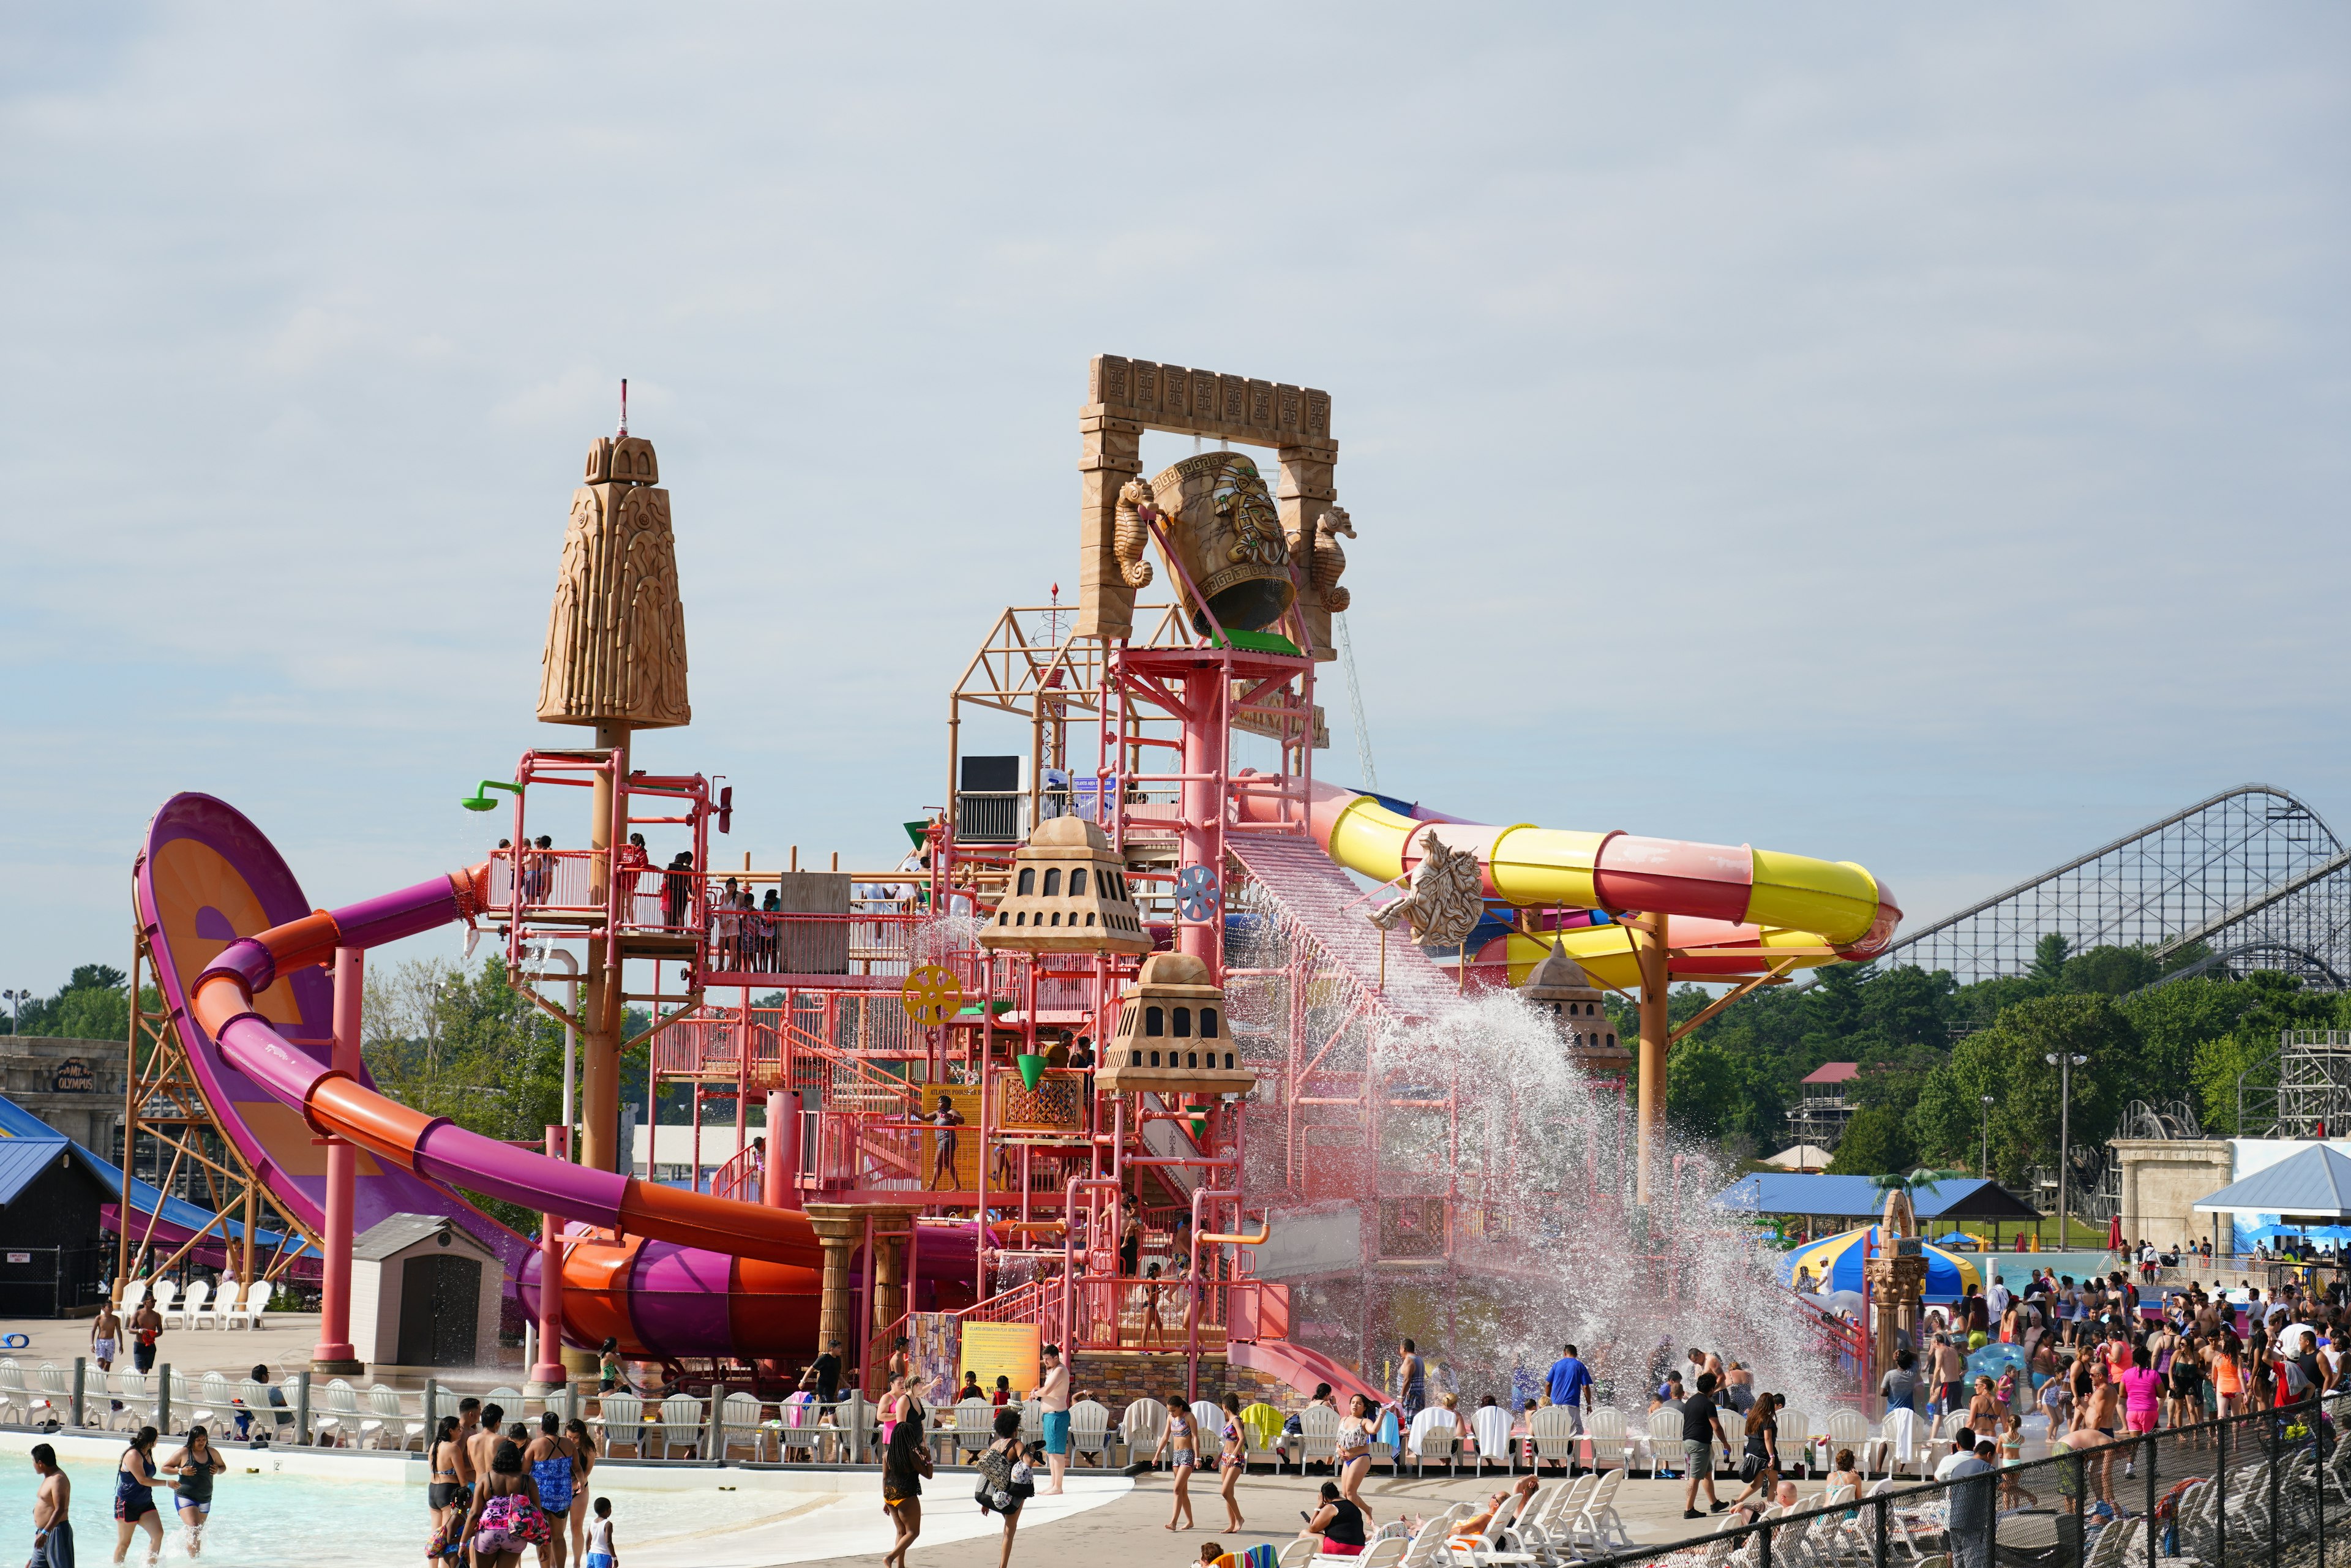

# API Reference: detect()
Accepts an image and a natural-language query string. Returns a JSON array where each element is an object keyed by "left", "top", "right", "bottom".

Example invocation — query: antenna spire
[{"left": 618, "top": 378, "right": 629, "bottom": 437}]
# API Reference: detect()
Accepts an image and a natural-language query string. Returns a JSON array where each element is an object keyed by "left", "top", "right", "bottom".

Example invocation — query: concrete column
[
  {"left": 866, "top": 1204, "right": 923, "bottom": 1343},
  {"left": 527, "top": 1125, "right": 568, "bottom": 1395},
  {"left": 311, "top": 949, "right": 364, "bottom": 1375}
]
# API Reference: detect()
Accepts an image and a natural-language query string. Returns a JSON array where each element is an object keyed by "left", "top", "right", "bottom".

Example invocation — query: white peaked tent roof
[
  {"left": 2192, "top": 1143, "right": 2351, "bottom": 1218},
  {"left": 1764, "top": 1145, "right": 1837, "bottom": 1171}
]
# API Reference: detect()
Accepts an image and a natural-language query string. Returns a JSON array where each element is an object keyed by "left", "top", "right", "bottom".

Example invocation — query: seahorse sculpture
[
  {"left": 1368, "top": 828, "right": 1485, "bottom": 950},
  {"left": 1286, "top": 506, "right": 1356, "bottom": 612},
  {"left": 1113, "top": 476, "right": 1158, "bottom": 589}
]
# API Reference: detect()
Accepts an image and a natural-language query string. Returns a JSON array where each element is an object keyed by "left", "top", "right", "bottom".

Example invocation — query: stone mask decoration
[{"left": 1147, "top": 451, "right": 1295, "bottom": 636}]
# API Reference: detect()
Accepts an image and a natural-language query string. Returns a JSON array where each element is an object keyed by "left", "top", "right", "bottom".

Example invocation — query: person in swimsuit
[
  {"left": 522, "top": 1412, "right": 576, "bottom": 1567},
  {"left": 926, "top": 1095, "right": 963, "bottom": 1191},
  {"left": 564, "top": 1419, "right": 598, "bottom": 1564},
  {"left": 1300, "top": 1480, "right": 1367, "bottom": 1559},
  {"left": 1332, "top": 1394, "right": 1376, "bottom": 1524},
  {"left": 468, "top": 1403, "right": 508, "bottom": 1485},
  {"left": 30, "top": 1442, "right": 72, "bottom": 1568},
  {"left": 427, "top": 1414, "right": 467, "bottom": 1541},
  {"left": 1215, "top": 1392, "right": 1248, "bottom": 1532},
  {"left": 2211, "top": 1338, "right": 2244, "bottom": 1416},
  {"left": 129, "top": 1302, "right": 162, "bottom": 1376},
  {"left": 877, "top": 1376, "right": 913, "bottom": 1450},
  {"left": 162, "top": 1425, "right": 225, "bottom": 1558},
  {"left": 977, "top": 1409, "right": 1027, "bottom": 1568},
  {"left": 1153, "top": 1389, "right": 1196, "bottom": 1531},
  {"left": 113, "top": 1425, "right": 171, "bottom": 1565},
  {"left": 91, "top": 1302, "right": 119, "bottom": 1374},
  {"left": 463, "top": 1440, "right": 547, "bottom": 1568},
  {"left": 879, "top": 1416, "right": 932, "bottom": 1568}
]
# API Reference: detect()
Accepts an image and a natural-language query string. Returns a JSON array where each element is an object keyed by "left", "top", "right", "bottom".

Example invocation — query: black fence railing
[{"left": 1558, "top": 1396, "right": 2338, "bottom": 1568}]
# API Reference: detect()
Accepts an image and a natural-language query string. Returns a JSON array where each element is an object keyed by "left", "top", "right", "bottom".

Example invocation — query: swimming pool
[{"left": 0, "top": 1430, "right": 1129, "bottom": 1564}]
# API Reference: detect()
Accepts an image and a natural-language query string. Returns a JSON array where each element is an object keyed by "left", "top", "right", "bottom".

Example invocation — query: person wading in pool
[
  {"left": 29, "top": 1442, "right": 72, "bottom": 1568},
  {"left": 426, "top": 1414, "right": 468, "bottom": 1544},
  {"left": 112, "top": 1425, "right": 173, "bottom": 1566},
  {"left": 468, "top": 1403, "right": 508, "bottom": 1485},
  {"left": 522, "top": 1412, "right": 578, "bottom": 1568},
  {"left": 161, "top": 1425, "right": 225, "bottom": 1558},
  {"left": 563, "top": 1418, "right": 598, "bottom": 1565},
  {"left": 462, "top": 1439, "right": 549, "bottom": 1568}
]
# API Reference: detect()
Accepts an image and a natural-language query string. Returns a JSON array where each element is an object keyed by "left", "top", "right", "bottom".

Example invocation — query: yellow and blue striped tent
[{"left": 1783, "top": 1225, "right": 1984, "bottom": 1300}]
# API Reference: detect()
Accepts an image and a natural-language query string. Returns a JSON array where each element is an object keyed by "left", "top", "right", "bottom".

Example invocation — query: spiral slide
[
  {"left": 1238, "top": 777, "right": 1900, "bottom": 989},
  {"left": 138, "top": 793, "right": 972, "bottom": 1361}
]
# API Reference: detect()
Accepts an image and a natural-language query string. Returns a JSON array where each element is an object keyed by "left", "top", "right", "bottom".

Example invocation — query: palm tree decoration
[{"left": 1869, "top": 1166, "right": 1969, "bottom": 1201}]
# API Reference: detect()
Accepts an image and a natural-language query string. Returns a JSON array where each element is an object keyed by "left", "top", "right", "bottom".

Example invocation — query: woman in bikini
[
  {"left": 427, "top": 1415, "right": 468, "bottom": 1545},
  {"left": 564, "top": 1417, "right": 599, "bottom": 1564},
  {"left": 113, "top": 1425, "right": 173, "bottom": 1565},
  {"left": 2210, "top": 1335, "right": 2245, "bottom": 1418},
  {"left": 1967, "top": 1375, "right": 2003, "bottom": 1443},
  {"left": 1153, "top": 1389, "right": 1197, "bottom": 1531},
  {"left": 162, "top": 1424, "right": 225, "bottom": 1558},
  {"left": 461, "top": 1439, "right": 547, "bottom": 1568},
  {"left": 1333, "top": 1394, "right": 1377, "bottom": 1526},
  {"left": 1137, "top": 1262, "right": 1166, "bottom": 1347},
  {"left": 1214, "top": 1392, "right": 1248, "bottom": 1533},
  {"left": 879, "top": 1416, "right": 933, "bottom": 1568}
]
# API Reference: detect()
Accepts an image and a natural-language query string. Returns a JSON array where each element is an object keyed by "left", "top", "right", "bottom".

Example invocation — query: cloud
[{"left": 0, "top": 4, "right": 2344, "bottom": 990}]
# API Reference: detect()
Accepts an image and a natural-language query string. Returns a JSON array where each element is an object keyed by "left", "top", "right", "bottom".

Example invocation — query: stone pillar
[
  {"left": 1277, "top": 427, "right": 1340, "bottom": 660},
  {"left": 864, "top": 1203, "right": 924, "bottom": 1346},
  {"left": 1074, "top": 366, "right": 1146, "bottom": 641},
  {"left": 805, "top": 1205, "right": 866, "bottom": 1379},
  {"left": 1865, "top": 1251, "right": 1928, "bottom": 1398}
]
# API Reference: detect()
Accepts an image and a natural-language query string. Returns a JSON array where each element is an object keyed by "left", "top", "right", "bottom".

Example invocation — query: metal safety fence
[{"left": 1563, "top": 1397, "right": 2339, "bottom": 1568}]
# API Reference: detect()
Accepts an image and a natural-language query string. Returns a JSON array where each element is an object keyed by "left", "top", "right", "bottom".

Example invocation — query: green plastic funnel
[{"left": 1015, "top": 1053, "right": 1047, "bottom": 1092}]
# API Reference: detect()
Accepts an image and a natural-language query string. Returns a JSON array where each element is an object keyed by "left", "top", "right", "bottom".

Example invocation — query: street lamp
[
  {"left": 1979, "top": 1095, "right": 1996, "bottom": 1179},
  {"left": 2044, "top": 1052, "right": 2089, "bottom": 1243},
  {"left": 0, "top": 989, "right": 28, "bottom": 1035}
]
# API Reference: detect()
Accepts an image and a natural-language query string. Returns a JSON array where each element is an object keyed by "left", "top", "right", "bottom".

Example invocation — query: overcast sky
[{"left": 2, "top": 5, "right": 2345, "bottom": 997}]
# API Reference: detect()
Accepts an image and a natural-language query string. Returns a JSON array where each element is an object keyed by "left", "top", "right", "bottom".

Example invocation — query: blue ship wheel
[{"left": 1175, "top": 864, "right": 1220, "bottom": 921}]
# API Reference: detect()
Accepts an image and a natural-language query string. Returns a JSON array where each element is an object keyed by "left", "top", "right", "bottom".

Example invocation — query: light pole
[
  {"left": 0, "top": 989, "right": 27, "bottom": 1035},
  {"left": 2044, "top": 1052, "right": 2088, "bottom": 1244},
  {"left": 1979, "top": 1094, "right": 1996, "bottom": 1178}
]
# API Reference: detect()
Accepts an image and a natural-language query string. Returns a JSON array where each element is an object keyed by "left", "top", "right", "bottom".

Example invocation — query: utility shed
[
  {"left": 350, "top": 1212, "right": 503, "bottom": 1373},
  {"left": 0, "top": 1136, "right": 113, "bottom": 1316}
]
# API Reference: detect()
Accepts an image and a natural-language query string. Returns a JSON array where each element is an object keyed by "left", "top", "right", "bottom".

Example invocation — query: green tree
[
  {"left": 2030, "top": 934, "right": 2072, "bottom": 986},
  {"left": 1913, "top": 994, "right": 2137, "bottom": 1184},
  {"left": 1826, "top": 1106, "right": 1914, "bottom": 1174},
  {"left": 2061, "top": 945, "right": 2160, "bottom": 996},
  {"left": 2190, "top": 1035, "right": 2276, "bottom": 1135},
  {"left": 1665, "top": 1040, "right": 1744, "bottom": 1140}
]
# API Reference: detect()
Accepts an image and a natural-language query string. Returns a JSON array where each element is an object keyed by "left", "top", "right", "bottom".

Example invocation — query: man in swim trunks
[
  {"left": 29, "top": 1442, "right": 72, "bottom": 1568},
  {"left": 522, "top": 1412, "right": 576, "bottom": 1567},
  {"left": 129, "top": 1300, "right": 163, "bottom": 1375},
  {"left": 1035, "top": 1343, "right": 1071, "bottom": 1495},
  {"left": 926, "top": 1095, "right": 964, "bottom": 1191},
  {"left": 468, "top": 1402, "right": 507, "bottom": 1484}
]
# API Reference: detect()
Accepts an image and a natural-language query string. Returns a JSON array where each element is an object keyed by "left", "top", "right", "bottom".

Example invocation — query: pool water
[{"left": 0, "top": 1452, "right": 830, "bottom": 1566}]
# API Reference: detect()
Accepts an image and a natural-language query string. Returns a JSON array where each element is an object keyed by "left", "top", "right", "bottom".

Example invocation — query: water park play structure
[{"left": 116, "top": 356, "right": 1900, "bottom": 1403}]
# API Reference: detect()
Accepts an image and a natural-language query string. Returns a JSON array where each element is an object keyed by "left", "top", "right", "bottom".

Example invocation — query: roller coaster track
[{"left": 1880, "top": 784, "right": 2351, "bottom": 989}]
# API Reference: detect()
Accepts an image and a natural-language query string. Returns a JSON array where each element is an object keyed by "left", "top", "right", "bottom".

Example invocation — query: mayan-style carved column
[
  {"left": 1276, "top": 392, "right": 1340, "bottom": 659},
  {"left": 538, "top": 427, "right": 691, "bottom": 1174},
  {"left": 805, "top": 1204, "right": 866, "bottom": 1381},
  {"left": 1075, "top": 358, "right": 1146, "bottom": 641},
  {"left": 864, "top": 1203, "right": 923, "bottom": 1346}
]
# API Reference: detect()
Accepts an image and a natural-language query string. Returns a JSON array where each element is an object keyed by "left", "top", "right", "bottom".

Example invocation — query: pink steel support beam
[
  {"left": 528, "top": 1123, "right": 568, "bottom": 1392},
  {"left": 1179, "top": 667, "right": 1227, "bottom": 980},
  {"left": 309, "top": 947, "right": 364, "bottom": 1374},
  {"left": 765, "top": 1089, "right": 799, "bottom": 1207}
]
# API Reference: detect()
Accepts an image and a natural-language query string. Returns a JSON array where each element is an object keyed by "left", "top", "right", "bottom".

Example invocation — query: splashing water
[{"left": 1280, "top": 987, "right": 1845, "bottom": 1416}]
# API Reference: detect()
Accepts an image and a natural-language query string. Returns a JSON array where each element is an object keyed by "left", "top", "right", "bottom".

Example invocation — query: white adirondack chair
[
  {"left": 1528, "top": 1404, "right": 1583, "bottom": 1473},
  {"left": 150, "top": 1279, "right": 181, "bottom": 1327},
  {"left": 1568, "top": 1468, "right": 1633, "bottom": 1553},
  {"left": 198, "top": 1371, "right": 236, "bottom": 1430},
  {"left": 313, "top": 1378, "right": 362, "bottom": 1446},
  {"left": 1292, "top": 1402, "right": 1339, "bottom": 1473},
  {"left": 194, "top": 1280, "right": 230, "bottom": 1329},
  {"left": 1774, "top": 1408, "right": 1817, "bottom": 1477},
  {"left": 168, "top": 1368, "right": 216, "bottom": 1429},
  {"left": 655, "top": 1393, "right": 705, "bottom": 1458},
  {"left": 717, "top": 1391, "right": 765, "bottom": 1460},
  {"left": 1471, "top": 1403, "right": 1515, "bottom": 1474},
  {"left": 223, "top": 1279, "right": 267, "bottom": 1329},
  {"left": 1189, "top": 1398, "right": 1224, "bottom": 1459},
  {"left": 590, "top": 1391, "right": 644, "bottom": 1457},
  {"left": 1876, "top": 1406, "right": 1925, "bottom": 1479},
  {"left": 1585, "top": 1405, "right": 1632, "bottom": 1473},
  {"left": 119, "top": 1279, "right": 149, "bottom": 1314},
  {"left": 486, "top": 1386, "right": 527, "bottom": 1422},
  {"left": 1070, "top": 1397, "right": 1112, "bottom": 1467},
  {"left": 1120, "top": 1397, "right": 1169, "bottom": 1466},
  {"left": 947, "top": 1397, "right": 996, "bottom": 1463},
  {"left": 369, "top": 1385, "right": 423, "bottom": 1450},
  {"left": 1820, "top": 1408, "right": 1871, "bottom": 1476},
  {"left": 111, "top": 1371, "right": 151, "bottom": 1431},
  {"left": 1406, "top": 1406, "right": 1459, "bottom": 1474}
]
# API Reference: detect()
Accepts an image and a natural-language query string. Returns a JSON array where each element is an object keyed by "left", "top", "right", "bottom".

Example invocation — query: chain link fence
[{"left": 1561, "top": 1395, "right": 2339, "bottom": 1568}]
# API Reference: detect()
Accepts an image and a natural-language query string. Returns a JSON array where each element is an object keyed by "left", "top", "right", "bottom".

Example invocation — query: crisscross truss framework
[{"left": 1881, "top": 785, "right": 2351, "bottom": 989}]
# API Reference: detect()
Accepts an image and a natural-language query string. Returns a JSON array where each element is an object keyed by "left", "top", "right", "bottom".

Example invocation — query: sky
[{"left": 2, "top": 4, "right": 2346, "bottom": 998}]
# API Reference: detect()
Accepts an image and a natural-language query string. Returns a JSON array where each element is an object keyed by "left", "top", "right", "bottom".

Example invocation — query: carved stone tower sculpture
[
  {"left": 1149, "top": 451, "right": 1295, "bottom": 636},
  {"left": 538, "top": 433, "right": 691, "bottom": 729}
]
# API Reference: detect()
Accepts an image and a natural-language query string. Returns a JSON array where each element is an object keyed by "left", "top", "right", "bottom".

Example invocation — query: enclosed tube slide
[
  {"left": 140, "top": 793, "right": 970, "bottom": 1362},
  {"left": 1238, "top": 776, "right": 1900, "bottom": 990}
]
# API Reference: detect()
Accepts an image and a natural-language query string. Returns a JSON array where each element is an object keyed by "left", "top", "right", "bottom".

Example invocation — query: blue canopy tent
[{"left": 2192, "top": 1144, "right": 2351, "bottom": 1257}]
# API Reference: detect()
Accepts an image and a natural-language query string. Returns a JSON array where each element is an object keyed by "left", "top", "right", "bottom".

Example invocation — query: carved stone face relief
[{"left": 1150, "top": 451, "right": 1295, "bottom": 636}]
